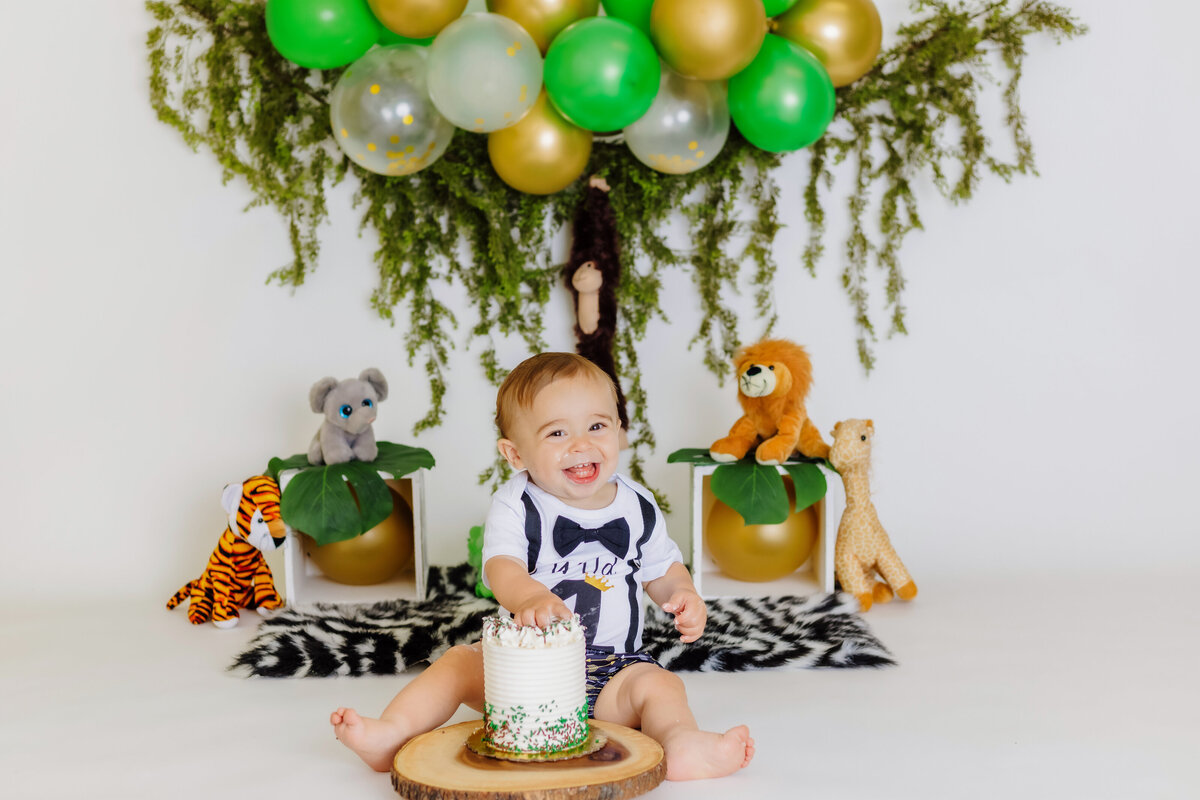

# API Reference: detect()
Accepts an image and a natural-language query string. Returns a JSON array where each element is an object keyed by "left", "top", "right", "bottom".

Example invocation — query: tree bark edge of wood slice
[{"left": 391, "top": 720, "right": 666, "bottom": 800}]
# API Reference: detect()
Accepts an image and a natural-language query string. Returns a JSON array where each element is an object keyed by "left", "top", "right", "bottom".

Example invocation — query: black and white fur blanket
[{"left": 231, "top": 564, "right": 894, "bottom": 677}]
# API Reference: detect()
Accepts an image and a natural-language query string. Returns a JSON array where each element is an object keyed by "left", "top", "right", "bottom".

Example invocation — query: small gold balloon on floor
[
  {"left": 488, "top": 90, "right": 592, "bottom": 194},
  {"left": 772, "top": 0, "right": 882, "bottom": 87},
  {"left": 706, "top": 491, "right": 818, "bottom": 582},
  {"left": 487, "top": 0, "right": 600, "bottom": 54},
  {"left": 369, "top": 0, "right": 468, "bottom": 39},
  {"left": 303, "top": 487, "right": 414, "bottom": 585},
  {"left": 650, "top": 0, "right": 767, "bottom": 81}
]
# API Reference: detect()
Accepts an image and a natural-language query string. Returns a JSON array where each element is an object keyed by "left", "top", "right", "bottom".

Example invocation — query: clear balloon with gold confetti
[
  {"left": 426, "top": 13, "right": 543, "bottom": 133},
  {"left": 623, "top": 66, "right": 729, "bottom": 174},
  {"left": 329, "top": 45, "right": 455, "bottom": 176}
]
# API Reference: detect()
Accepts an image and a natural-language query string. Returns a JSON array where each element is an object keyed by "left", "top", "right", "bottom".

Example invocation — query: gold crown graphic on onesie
[{"left": 584, "top": 574, "right": 613, "bottom": 592}]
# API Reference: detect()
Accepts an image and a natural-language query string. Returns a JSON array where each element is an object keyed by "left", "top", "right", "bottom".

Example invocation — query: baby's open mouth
[{"left": 563, "top": 463, "right": 598, "bottom": 484}]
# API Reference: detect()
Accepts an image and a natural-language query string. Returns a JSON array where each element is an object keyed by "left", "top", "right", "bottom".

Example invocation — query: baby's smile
[{"left": 563, "top": 462, "right": 599, "bottom": 484}]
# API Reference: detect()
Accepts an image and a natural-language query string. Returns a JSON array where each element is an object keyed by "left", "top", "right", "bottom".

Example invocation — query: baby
[{"left": 331, "top": 352, "right": 754, "bottom": 780}]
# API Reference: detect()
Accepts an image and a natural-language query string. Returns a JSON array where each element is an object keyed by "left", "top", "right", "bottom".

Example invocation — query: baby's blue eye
[
  {"left": 339, "top": 404, "right": 352, "bottom": 418},
  {"left": 362, "top": 399, "right": 373, "bottom": 408},
  {"left": 590, "top": 423, "right": 605, "bottom": 431}
]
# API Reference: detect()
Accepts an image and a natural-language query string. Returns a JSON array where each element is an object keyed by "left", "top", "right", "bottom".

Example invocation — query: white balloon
[
  {"left": 329, "top": 45, "right": 455, "bottom": 176},
  {"left": 624, "top": 66, "right": 729, "bottom": 174},
  {"left": 426, "top": 13, "right": 543, "bottom": 133}
]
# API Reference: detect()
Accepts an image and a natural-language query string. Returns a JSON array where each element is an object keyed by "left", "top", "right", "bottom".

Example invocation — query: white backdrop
[{"left": 2, "top": 1, "right": 1197, "bottom": 605}]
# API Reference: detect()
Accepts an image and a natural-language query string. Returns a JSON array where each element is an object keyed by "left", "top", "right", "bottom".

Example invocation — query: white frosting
[
  {"left": 483, "top": 614, "right": 586, "bottom": 648},
  {"left": 481, "top": 615, "right": 588, "bottom": 753}
]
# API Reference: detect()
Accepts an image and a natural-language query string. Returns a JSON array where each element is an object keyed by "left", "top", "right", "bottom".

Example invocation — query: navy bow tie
[{"left": 552, "top": 516, "right": 630, "bottom": 558}]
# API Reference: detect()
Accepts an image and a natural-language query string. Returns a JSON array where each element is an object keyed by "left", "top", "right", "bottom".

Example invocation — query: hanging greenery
[{"left": 146, "top": 0, "right": 1084, "bottom": 497}]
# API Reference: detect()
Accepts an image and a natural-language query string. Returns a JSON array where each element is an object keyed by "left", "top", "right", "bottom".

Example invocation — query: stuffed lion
[{"left": 709, "top": 338, "right": 830, "bottom": 465}]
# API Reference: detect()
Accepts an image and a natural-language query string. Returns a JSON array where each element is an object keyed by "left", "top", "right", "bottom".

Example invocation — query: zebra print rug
[{"left": 230, "top": 563, "right": 894, "bottom": 677}]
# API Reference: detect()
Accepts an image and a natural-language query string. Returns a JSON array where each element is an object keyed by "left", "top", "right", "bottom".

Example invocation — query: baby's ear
[
  {"left": 309, "top": 377, "right": 338, "bottom": 413},
  {"left": 360, "top": 368, "right": 388, "bottom": 402},
  {"left": 496, "top": 438, "right": 523, "bottom": 470}
]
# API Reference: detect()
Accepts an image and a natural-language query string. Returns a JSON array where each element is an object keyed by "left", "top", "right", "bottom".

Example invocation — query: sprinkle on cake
[{"left": 481, "top": 614, "right": 589, "bottom": 755}]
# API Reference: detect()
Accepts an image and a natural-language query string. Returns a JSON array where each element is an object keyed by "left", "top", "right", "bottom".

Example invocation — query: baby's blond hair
[{"left": 495, "top": 352, "right": 617, "bottom": 438}]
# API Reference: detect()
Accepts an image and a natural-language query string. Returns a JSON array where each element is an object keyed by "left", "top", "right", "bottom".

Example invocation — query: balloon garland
[{"left": 269, "top": 0, "right": 854, "bottom": 182}]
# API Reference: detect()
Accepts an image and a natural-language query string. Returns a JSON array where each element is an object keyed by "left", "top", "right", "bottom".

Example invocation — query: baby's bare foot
[
  {"left": 662, "top": 725, "right": 755, "bottom": 780},
  {"left": 330, "top": 707, "right": 409, "bottom": 772}
]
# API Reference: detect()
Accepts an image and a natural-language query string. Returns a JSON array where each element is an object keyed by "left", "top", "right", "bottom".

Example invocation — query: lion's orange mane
[{"left": 734, "top": 339, "right": 814, "bottom": 421}]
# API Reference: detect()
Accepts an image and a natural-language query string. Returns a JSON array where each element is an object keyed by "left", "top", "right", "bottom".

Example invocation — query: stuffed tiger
[{"left": 167, "top": 475, "right": 287, "bottom": 628}]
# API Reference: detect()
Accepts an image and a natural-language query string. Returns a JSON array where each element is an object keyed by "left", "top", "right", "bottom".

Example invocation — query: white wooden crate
[
  {"left": 687, "top": 462, "right": 842, "bottom": 598},
  {"left": 278, "top": 468, "right": 429, "bottom": 605}
]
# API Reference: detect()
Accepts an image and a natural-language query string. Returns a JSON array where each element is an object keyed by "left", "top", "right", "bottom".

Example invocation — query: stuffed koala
[{"left": 307, "top": 368, "right": 388, "bottom": 465}]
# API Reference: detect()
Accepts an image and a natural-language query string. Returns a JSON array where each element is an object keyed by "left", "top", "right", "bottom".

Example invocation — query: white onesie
[{"left": 482, "top": 471, "right": 683, "bottom": 653}]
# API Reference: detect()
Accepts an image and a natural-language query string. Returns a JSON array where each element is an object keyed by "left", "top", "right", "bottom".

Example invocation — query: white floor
[{"left": 4, "top": 567, "right": 1196, "bottom": 800}]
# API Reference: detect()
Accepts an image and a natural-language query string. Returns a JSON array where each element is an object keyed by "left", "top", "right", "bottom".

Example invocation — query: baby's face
[{"left": 498, "top": 373, "right": 621, "bottom": 509}]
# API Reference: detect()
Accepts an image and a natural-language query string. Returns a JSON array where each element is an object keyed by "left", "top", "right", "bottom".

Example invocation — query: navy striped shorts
[{"left": 584, "top": 648, "right": 661, "bottom": 717}]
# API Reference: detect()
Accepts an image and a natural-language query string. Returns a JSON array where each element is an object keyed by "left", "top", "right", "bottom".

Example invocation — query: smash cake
[{"left": 479, "top": 614, "right": 596, "bottom": 759}]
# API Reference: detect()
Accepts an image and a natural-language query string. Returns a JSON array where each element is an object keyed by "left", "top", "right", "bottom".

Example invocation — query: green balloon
[
  {"left": 728, "top": 34, "right": 835, "bottom": 152},
  {"left": 377, "top": 27, "right": 435, "bottom": 47},
  {"left": 544, "top": 17, "right": 660, "bottom": 132},
  {"left": 265, "top": 0, "right": 379, "bottom": 69},
  {"left": 762, "top": 0, "right": 800, "bottom": 16},
  {"left": 599, "top": 0, "right": 654, "bottom": 35}
]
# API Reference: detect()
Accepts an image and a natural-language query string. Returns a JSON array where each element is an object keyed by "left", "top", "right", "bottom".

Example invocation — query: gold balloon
[
  {"left": 706, "top": 487, "right": 818, "bottom": 583},
  {"left": 369, "top": 0, "right": 468, "bottom": 39},
  {"left": 771, "top": 0, "right": 882, "bottom": 87},
  {"left": 650, "top": 0, "right": 767, "bottom": 81},
  {"left": 302, "top": 488, "right": 414, "bottom": 586},
  {"left": 488, "top": 90, "right": 592, "bottom": 194},
  {"left": 487, "top": 0, "right": 599, "bottom": 54}
]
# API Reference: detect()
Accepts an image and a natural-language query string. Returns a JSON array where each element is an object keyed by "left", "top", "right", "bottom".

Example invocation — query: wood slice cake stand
[{"left": 391, "top": 720, "right": 666, "bottom": 800}]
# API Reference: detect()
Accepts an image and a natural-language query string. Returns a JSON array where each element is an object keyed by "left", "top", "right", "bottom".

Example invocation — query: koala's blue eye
[
  {"left": 362, "top": 399, "right": 374, "bottom": 408},
  {"left": 339, "top": 404, "right": 353, "bottom": 419}
]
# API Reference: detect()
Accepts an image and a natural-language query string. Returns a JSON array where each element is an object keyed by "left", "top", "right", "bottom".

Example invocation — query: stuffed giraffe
[{"left": 829, "top": 419, "right": 917, "bottom": 612}]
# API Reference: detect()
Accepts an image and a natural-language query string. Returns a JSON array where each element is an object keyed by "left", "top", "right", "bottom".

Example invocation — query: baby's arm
[
  {"left": 645, "top": 562, "right": 707, "bottom": 643},
  {"left": 485, "top": 556, "right": 573, "bottom": 629}
]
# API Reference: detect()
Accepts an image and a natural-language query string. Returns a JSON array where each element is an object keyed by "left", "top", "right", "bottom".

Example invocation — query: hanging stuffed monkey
[{"left": 564, "top": 175, "right": 629, "bottom": 446}]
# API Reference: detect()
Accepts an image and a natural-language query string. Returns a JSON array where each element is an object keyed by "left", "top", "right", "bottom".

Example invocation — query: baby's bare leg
[
  {"left": 594, "top": 662, "right": 754, "bottom": 781},
  {"left": 332, "top": 643, "right": 484, "bottom": 772}
]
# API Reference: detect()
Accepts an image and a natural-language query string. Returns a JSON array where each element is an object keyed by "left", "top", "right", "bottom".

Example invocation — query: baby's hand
[
  {"left": 661, "top": 589, "right": 706, "bottom": 643},
  {"left": 509, "top": 593, "right": 574, "bottom": 629}
]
